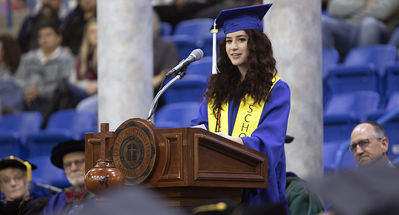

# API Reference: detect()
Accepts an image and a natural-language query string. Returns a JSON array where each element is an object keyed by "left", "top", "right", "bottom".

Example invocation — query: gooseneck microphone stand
[{"left": 147, "top": 69, "right": 187, "bottom": 121}]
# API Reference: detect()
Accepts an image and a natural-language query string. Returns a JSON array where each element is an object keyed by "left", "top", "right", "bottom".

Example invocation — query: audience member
[
  {"left": 349, "top": 121, "right": 394, "bottom": 167},
  {"left": 61, "top": 0, "right": 97, "bottom": 55},
  {"left": 0, "top": 34, "right": 24, "bottom": 115},
  {"left": 285, "top": 172, "right": 325, "bottom": 215},
  {"left": 43, "top": 140, "right": 95, "bottom": 215},
  {"left": 322, "top": 0, "right": 399, "bottom": 58},
  {"left": 70, "top": 18, "right": 98, "bottom": 114},
  {"left": 69, "top": 18, "right": 98, "bottom": 104},
  {"left": 152, "top": 10, "right": 179, "bottom": 95},
  {"left": 17, "top": 0, "right": 64, "bottom": 53},
  {"left": 0, "top": 34, "right": 22, "bottom": 76},
  {"left": 15, "top": 21, "right": 74, "bottom": 118},
  {"left": 0, "top": 156, "right": 49, "bottom": 214}
]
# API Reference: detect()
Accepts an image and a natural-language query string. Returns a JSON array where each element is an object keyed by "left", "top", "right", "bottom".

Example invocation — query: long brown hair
[
  {"left": 0, "top": 34, "right": 22, "bottom": 75},
  {"left": 78, "top": 18, "right": 97, "bottom": 78},
  {"left": 205, "top": 29, "right": 277, "bottom": 117}
]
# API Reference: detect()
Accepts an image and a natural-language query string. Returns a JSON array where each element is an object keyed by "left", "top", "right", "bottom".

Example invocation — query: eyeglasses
[
  {"left": 0, "top": 174, "right": 25, "bottom": 184},
  {"left": 348, "top": 137, "right": 382, "bottom": 153},
  {"left": 63, "top": 158, "right": 85, "bottom": 169}
]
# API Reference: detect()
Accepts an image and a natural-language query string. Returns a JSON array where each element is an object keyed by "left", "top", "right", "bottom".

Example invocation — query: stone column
[
  {"left": 264, "top": 0, "right": 323, "bottom": 178},
  {"left": 97, "top": 0, "right": 153, "bottom": 130}
]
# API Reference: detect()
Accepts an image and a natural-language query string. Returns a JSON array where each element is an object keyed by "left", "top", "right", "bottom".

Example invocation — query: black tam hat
[{"left": 51, "top": 140, "right": 85, "bottom": 169}]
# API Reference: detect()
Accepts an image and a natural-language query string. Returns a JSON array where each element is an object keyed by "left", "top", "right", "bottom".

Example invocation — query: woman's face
[
  {"left": 0, "top": 168, "right": 29, "bottom": 201},
  {"left": 225, "top": 30, "right": 249, "bottom": 69},
  {"left": 87, "top": 22, "right": 98, "bottom": 46}
]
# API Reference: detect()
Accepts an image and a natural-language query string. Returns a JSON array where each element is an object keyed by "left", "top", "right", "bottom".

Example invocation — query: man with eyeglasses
[
  {"left": 0, "top": 156, "right": 49, "bottom": 214},
  {"left": 43, "top": 140, "right": 95, "bottom": 215},
  {"left": 349, "top": 121, "right": 394, "bottom": 167}
]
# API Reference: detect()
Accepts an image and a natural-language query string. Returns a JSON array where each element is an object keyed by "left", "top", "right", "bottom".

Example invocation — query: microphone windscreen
[{"left": 191, "top": 49, "right": 204, "bottom": 61}]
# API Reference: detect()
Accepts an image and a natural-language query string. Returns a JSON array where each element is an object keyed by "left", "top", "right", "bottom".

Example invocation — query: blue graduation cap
[
  {"left": 214, "top": 4, "right": 272, "bottom": 34},
  {"left": 210, "top": 4, "right": 272, "bottom": 74}
]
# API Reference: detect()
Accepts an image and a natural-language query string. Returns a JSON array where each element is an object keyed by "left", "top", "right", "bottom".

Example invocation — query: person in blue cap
[{"left": 191, "top": 3, "right": 291, "bottom": 210}]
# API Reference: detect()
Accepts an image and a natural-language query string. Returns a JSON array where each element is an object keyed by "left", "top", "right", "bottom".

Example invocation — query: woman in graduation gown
[{"left": 191, "top": 4, "right": 291, "bottom": 210}]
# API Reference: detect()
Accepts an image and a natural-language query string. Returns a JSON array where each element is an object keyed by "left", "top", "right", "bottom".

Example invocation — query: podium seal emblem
[{"left": 113, "top": 119, "right": 157, "bottom": 185}]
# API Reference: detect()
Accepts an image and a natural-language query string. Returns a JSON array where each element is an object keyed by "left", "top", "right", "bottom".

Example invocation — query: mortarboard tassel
[{"left": 211, "top": 21, "right": 218, "bottom": 75}]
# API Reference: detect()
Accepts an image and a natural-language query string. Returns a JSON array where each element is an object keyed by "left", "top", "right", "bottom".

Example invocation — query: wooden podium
[{"left": 85, "top": 118, "right": 267, "bottom": 207}]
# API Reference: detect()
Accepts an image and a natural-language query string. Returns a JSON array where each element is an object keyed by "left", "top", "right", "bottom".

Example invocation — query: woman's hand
[{"left": 215, "top": 132, "right": 244, "bottom": 144}]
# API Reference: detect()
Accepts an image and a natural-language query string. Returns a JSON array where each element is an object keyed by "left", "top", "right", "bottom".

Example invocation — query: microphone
[{"left": 166, "top": 49, "right": 204, "bottom": 77}]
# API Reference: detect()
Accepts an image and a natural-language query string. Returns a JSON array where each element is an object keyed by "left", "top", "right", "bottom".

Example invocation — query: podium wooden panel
[{"left": 85, "top": 118, "right": 267, "bottom": 207}]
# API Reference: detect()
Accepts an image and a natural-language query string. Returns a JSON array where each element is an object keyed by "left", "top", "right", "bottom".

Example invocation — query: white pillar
[
  {"left": 97, "top": 0, "right": 153, "bottom": 130},
  {"left": 264, "top": 0, "right": 323, "bottom": 178}
]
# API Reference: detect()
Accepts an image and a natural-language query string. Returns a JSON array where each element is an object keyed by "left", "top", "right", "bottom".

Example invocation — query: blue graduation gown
[{"left": 191, "top": 79, "right": 291, "bottom": 207}]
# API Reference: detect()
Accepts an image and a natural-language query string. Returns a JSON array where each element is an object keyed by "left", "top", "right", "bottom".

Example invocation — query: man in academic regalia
[{"left": 43, "top": 140, "right": 95, "bottom": 215}]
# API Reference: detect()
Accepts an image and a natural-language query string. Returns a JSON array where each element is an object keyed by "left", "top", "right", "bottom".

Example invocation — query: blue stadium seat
[
  {"left": 326, "top": 65, "right": 379, "bottom": 97},
  {"left": 324, "top": 139, "right": 357, "bottom": 173},
  {"left": 0, "top": 112, "right": 42, "bottom": 158},
  {"left": 186, "top": 56, "right": 212, "bottom": 80},
  {"left": 160, "top": 22, "right": 172, "bottom": 36},
  {"left": 322, "top": 49, "right": 340, "bottom": 81},
  {"left": 325, "top": 45, "right": 396, "bottom": 101},
  {"left": 174, "top": 18, "right": 214, "bottom": 43},
  {"left": 324, "top": 91, "right": 380, "bottom": 122},
  {"left": 344, "top": 45, "right": 397, "bottom": 76},
  {"left": 154, "top": 102, "right": 200, "bottom": 128},
  {"left": 29, "top": 156, "right": 70, "bottom": 189},
  {"left": 200, "top": 32, "right": 225, "bottom": 57},
  {"left": 322, "top": 49, "right": 340, "bottom": 109},
  {"left": 163, "top": 75, "right": 207, "bottom": 104},
  {"left": 385, "top": 63, "right": 399, "bottom": 101},
  {"left": 324, "top": 115, "right": 357, "bottom": 142},
  {"left": 26, "top": 109, "right": 97, "bottom": 158},
  {"left": 324, "top": 141, "right": 343, "bottom": 174},
  {"left": 367, "top": 92, "right": 399, "bottom": 160},
  {"left": 166, "top": 35, "right": 198, "bottom": 60},
  {"left": 335, "top": 140, "right": 357, "bottom": 172}
]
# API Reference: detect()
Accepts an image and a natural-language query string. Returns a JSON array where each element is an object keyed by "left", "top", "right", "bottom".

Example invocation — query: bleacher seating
[
  {"left": 324, "top": 115, "right": 357, "bottom": 143},
  {"left": 326, "top": 65, "right": 379, "bottom": 98},
  {"left": 165, "top": 35, "right": 198, "bottom": 60},
  {"left": 322, "top": 49, "right": 339, "bottom": 81},
  {"left": 200, "top": 33, "right": 225, "bottom": 57},
  {"left": 385, "top": 63, "right": 399, "bottom": 101},
  {"left": 344, "top": 45, "right": 396, "bottom": 76},
  {"left": 154, "top": 102, "right": 200, "bottom": 128},
  {"left": 26, "top": 109, "right": 97, "bottom": 158},
  {"left": 324, "top": 91, "right": 380, "bottom": 122},
  {"left": 368, "top": 92, "right": 399, "bottom": 160},
  {"left": 30, "top": 156, "right": 70, "bottom": 189},
  {"left": 0, "top": 112, "right": 42, "bottom": 159},
  {"left": 168, "top": 18, "right": 214, "bottom": 59},
  {"left": 163, "top": 75, "right": 207, "bottom": 104},
  {"left": 185, "top": 56, "right": 212, "bottom": 79},
  {"left": 324, "top": 140, "right": 357, "bottom": 173},
  {"left": 173, "top": 18, "right": 214, "bottom": 43}
]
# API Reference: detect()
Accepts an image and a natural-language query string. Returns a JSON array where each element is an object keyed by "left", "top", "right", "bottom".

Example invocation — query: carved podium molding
[{"left": 85, "top": 118, "right": 268, "bottom": 207}]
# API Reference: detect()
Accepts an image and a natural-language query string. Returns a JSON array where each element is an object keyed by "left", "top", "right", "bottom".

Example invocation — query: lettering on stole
[
  {"left": 113, "top": 123, "right": 156, "bottom": 184},
  {"left": 239, "top": 104, "right": 254, "bottom": 137}
]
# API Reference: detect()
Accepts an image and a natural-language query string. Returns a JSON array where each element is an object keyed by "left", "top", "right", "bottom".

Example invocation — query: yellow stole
[{"left": 208, "top": 75, "right": 280, "bottom": 137}]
